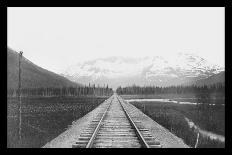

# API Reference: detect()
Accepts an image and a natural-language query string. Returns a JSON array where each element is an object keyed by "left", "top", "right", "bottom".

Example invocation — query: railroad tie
[{"left": 72, "top": 94, "right": 162, "bottom": 148}]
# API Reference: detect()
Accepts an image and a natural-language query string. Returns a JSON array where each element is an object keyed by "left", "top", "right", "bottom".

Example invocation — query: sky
[{"left": 8, "top": 7, "right": 225, "bottom": 74}]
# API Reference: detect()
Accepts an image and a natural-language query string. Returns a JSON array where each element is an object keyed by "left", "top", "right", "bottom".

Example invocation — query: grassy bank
[
  {"left": 130, "top": 101, "right": 224, "bottom": 148},
  {"left": 7, "top": 96, "right": 108, "bottom": 148}
]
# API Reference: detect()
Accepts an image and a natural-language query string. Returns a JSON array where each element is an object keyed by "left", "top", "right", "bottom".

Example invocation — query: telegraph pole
[
  {"left": 18, "top": 51, "right": 23, "bottom": 141},
  {"left": 195, "top": 131, "right": 200, "bottom": 148}
]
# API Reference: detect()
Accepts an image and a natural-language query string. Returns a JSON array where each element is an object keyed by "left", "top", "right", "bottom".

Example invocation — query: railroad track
[{"left": 72, "top": 94, "right": 162, "bottom": 148}]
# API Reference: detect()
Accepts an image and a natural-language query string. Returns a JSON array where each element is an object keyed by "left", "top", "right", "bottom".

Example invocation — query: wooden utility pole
[
  {"left": 195, "top": 132, "right": 200, "bottom": 148},
  {"left": 18, "top": 51, "right": 23, "bottom": 141},
  {"left": 143, "top": 103, "right": 145, "bottom": 113}
]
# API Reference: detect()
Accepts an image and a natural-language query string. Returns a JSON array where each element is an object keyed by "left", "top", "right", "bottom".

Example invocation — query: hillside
[
  {"left": 7, "top": 47, "right": 80, "bottom": 89},
  {"left": 193, "top": 71, "right": 225, "bottom": 86}
]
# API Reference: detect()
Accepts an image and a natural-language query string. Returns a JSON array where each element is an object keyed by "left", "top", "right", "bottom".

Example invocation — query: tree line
[
  {"left": 116, "top": 83, "right": 224, "bottom": 95},
  {"left": 7, "top": 84, "right": 114, "bottom": 97}
]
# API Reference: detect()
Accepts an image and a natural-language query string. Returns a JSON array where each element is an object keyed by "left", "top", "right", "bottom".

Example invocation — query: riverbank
[
  {"left": 184, "top": 117, "right": 225, "bottom": 143},
  {"left": 130, "top": 100, "right": 224, "bottom": 147}
]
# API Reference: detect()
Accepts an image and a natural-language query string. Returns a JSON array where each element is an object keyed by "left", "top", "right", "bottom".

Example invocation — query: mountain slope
[
  {"left": 192, "top": 71, "right": 225, "bottom": 86},
  {"left": 7, "top": 47, "right": 80, "bottom": 89},
  {"left": 62, "top": 53, "right": 224, "bottom": 89}
]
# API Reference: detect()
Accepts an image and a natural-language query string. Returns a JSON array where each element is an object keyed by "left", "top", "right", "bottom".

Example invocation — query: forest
[
  {"left": 116, "top": 83, "right": 224, "bottom": 96},
  {"left": 7, "top": 84, "right": 114, "bottom": 97}
]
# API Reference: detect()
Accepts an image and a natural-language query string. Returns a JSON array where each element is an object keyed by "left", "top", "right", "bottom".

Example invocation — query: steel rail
[
  {"left": 117, "top": 96, "right": 150, "bottom": 148},
  {"left": 85, "top": 96, "right": 113, "bottom": 148}
]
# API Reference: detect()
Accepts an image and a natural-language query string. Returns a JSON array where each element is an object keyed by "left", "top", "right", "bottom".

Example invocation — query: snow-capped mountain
[{"left": 61, "top": 53, "right": 224, "bottom": 89}]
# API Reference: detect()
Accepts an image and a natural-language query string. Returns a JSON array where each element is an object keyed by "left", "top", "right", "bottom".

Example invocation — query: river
[{"left": 184, "top": 117, "right": 225, "bottom": 143}]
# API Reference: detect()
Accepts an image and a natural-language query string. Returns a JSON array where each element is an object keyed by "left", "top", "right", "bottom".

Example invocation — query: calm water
[{"left": 125, "top": 98, "right": 224, "bottom": 106}]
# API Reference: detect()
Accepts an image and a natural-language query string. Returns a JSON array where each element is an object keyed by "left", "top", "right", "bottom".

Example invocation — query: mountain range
[
  {"left": 61, "top": 53, "right": 224, "bottom": 89},
  {"left": 7, "top": 47, "right": 80, "bottom": 89},
  {"left": 7, "top": 47, "right": 224, "bottom": 90},
  {"left": 187, "top": 71, "right": 225, "bottom": 86}
]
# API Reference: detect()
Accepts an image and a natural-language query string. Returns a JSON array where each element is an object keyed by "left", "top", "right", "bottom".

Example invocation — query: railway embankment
[{"left": 43, "top": 95, "right": 189, "bottom": 148}]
